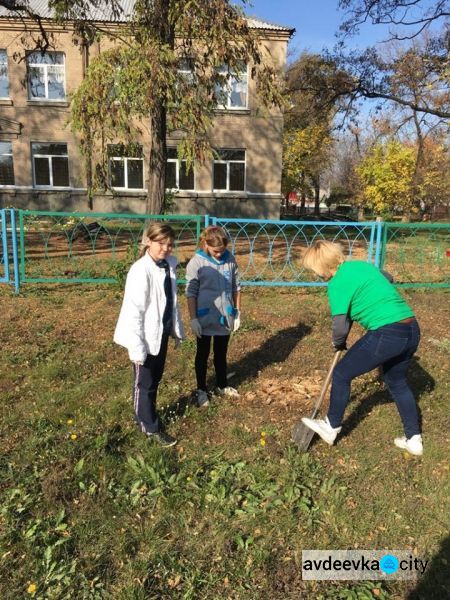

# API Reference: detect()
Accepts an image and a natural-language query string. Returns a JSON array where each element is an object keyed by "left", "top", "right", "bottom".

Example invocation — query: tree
[
  {"left": 338, "top": 0, "right": 450, "bottom": 41},
  {"left": 282, "top": 124, "right": 333, "bottom": 214},
  {"left": 283, "top": 53, "right": 336, "bottom": 215},
  {"left": 0, "top": 0, "right": 124, "bottom": 51},
  {"left": 69, "top": 0, "right": 284, "bottom": 213},
  {"left": 357, "top": 140, "right": 417, "bottom": 216}
]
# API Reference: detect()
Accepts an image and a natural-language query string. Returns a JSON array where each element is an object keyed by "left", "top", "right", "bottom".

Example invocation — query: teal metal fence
[
  {"left": 0, "top": 209, "right": 9, "bottom": 284},
  {"left": 211, "top": 217, "right": 382, "bottom": 286},
  {"left": 0, "top": 210, "right": 448, "bottom": 292},
  {"left": 17, "top": 211, "right": 203, "bottom": 286},
  {"left": 380, "top": 222, "right": 450, "bottom": 288}
]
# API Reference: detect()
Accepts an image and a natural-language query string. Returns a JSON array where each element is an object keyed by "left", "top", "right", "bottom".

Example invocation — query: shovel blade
[{"left": 291, "top": 421, "right": 315, "bottom": 452}]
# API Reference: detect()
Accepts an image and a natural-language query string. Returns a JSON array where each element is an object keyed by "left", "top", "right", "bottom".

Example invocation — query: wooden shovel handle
[{"left": 310, "top": 351, "right": 342, "bottom": 419}]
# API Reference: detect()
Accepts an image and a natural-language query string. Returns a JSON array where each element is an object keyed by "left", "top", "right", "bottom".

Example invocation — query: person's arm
[
  {"left": 233, "top": 290, "right": 241, "bottom": 311},
  {"left": 332, "top": 314, "right": 353, "bottom": 351},
  {"left": 123, "top": 265, "right": 149, "bottom": 363},
  {"left": 380, "top": 269, "right": 394, "bottom": 283},
  {"left": 186, "top": 258, "right": 202, "bottom": 338},
  {"left": 187, "top": 296, "right": 197, "bottom": 320}
]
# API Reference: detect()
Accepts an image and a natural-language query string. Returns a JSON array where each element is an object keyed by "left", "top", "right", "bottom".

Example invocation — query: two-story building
[{"left": 0, "top": 3, "right": 293, "bottom": 218}]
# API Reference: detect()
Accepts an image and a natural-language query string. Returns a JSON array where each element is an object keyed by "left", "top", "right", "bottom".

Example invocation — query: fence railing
[
  {"left": 211, "top": 217, "right": 382, "bottom": 286},
  {"left": 380, "top": 222, "right": 450, "bottom": 288},
  {"left": 16, "top": 211, "right": 203, "bottom": 286},
  {"left": 0, "top": 209, "right": 10, "bottom": 284},
  {"left": 0, "top": 209, "right": 448, "bottom": 292}
]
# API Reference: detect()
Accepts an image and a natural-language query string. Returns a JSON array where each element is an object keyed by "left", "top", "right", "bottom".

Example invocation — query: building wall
[{"left": 0, "top": 19, "right": 289, "bottom": 219}]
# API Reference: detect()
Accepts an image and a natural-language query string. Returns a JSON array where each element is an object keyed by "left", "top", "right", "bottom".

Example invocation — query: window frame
[
  {"left": 27, "top": 51, "right": 66, "bottom": 101},
  {"left": 212, "top": 149, "right": 246, "bottom": 192},
  {"left": 166, "top": 148, "right": 195, "bottom": 191},
  {"left": 31, "top": 142, "right": 70, "bottom": 188},
  {"left": 0, "top": 50, "right": 9, "bottom": 99},
  {"left": 108, "top": 145, "right": 145, "bottom": 191},
  {"left": 177, "top": 58, "right": 195, "bottom": 84},
  {"left": 214, "top": 63, "right": 248, "bottom": 110},
  {"left": 0, "top": 141, "right": 15, "bottom": 187}
]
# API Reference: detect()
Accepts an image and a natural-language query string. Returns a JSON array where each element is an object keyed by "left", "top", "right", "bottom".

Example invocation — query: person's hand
[
  {"left": 332, "top": 342, "right": 347, "bottom": 352},
  {"left": 233, "top": 310, "right": 241, "bottom": 332},
  {"left": 190, "top": 318, "right": 202, "bottom": 338}
]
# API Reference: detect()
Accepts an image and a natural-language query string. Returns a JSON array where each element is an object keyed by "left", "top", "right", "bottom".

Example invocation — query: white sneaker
[
  {"left": 216, "top": 386, "right": 239, "bottom": 398},
  {"left": 300, "top": 416, "right": 342, "bottom": 445},
  {"left": 394, "top": 434, "right": 423, "bottom": 456},
  {"left": 196, "top": 389, "right": 209, "bottom": 408}
]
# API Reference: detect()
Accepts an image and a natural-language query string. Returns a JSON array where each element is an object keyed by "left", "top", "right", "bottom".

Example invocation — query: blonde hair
[
  {"left": 199, "top": 226, "right": 229, "bottom": 249},
  {"left": 303, "top": 240, "right": 345, "bottom": 276},
  {"left": 139, "top": 222, "right": 175, "bottom": 257}
]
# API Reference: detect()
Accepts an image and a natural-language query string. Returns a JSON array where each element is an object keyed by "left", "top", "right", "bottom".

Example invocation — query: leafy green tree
[
  {"left": 69, "top": 0, "right": 284, "bottom": 213},
  {"left": 283, "top": 53, "right": 336, "bottom": 215},
  {"left": 357, "top": 140, "right": 417, "bottom": 216}
]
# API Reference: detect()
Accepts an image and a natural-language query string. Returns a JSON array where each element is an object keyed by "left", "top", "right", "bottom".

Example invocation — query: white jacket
[{"left": 113, "top": 253, "right": 185, "bottom": 362}]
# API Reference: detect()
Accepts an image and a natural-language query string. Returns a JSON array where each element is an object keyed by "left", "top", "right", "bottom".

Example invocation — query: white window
[
  {"left": 214, "top": 63, "right": 248, "bottom": 109},
  {"left": 0, "top": 142, "right": 14, "bottom": 185},
  {"left": 0, "top": 50, "right": 9, "bottom": 98},
  {"left": 166, "top": 148, "right": 194, "bottom": 190},
  {"left": 108, "top": 144, "right": 144, "bottom": 190},
  {"left": 177, "top": 58, "right": 194, "bottom": 84},
  {"left": 213, "top": 149, "right": 245, "bottom": 191},
  {"left": 32, "top": 143, "right": 69, "bottom": 187},
  {"left": 27, "top": 51, "right": 66, "bottom": 100}
]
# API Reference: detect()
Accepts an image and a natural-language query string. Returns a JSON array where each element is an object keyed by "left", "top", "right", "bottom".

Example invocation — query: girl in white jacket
[{"left": 114, "top": 222, "right": 184, "bottom": 446}]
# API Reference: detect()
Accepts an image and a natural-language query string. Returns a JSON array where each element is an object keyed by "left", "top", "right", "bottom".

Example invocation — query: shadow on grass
[
  {"left": 407, "top": 534, "right": 450, "bottom": 600},
  {"left": 228, "top": 321, "right": 312, "bottom": 388},
  {"left": 340, "top": 356, "right": 434, "bottom": 440},
  {"left": 161, "top": 322, "right": 311, "bottom": 425}
]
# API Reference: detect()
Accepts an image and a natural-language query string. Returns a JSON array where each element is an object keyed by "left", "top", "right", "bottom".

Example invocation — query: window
[
  {"left": 27, "top": 52, "right": 65, "bottom": 100},
  {"left": 213, "top": 149, "right": 245, "bottom": 191},
  {"left": 0, "top": 142, "right": 14, "bottom": 185},
  {"left": 177, "top": 58, "right": 194, "bottom": 84},
  {"left": 108, "top": 144, "right": 144, "bottom": 190},
  {"left": 0, "top": 50, "right": 9, "bottom": 98},
  {"left": 32, "top": 143, "right": 69, "bottom": 187},
  {"left": 166, "top": 148, "right": 194, "bottom": 190},
  {"left": 214, "top": 63, "right": 248, "bottom": 109}
]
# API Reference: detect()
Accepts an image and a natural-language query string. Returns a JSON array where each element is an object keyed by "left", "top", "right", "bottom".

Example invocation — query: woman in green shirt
[{"left": 301, "top": 240, "right": 422, "bottom": 456}]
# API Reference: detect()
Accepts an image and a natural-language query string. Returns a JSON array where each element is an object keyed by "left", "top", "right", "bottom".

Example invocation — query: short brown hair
[
  {"left": 303, "top": 240, "right": 345, "bottom": 276},
  {"left": 199, "top": 226, "right": 229, "bottom": 249}
]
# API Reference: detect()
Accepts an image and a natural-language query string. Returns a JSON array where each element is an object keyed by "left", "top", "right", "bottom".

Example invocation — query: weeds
[{"left": 0, "top": 286, "right": 448, "bottom": 598}]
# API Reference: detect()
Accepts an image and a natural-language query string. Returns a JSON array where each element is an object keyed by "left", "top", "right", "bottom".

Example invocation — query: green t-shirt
[{"left": 327, "top": 261, "right": 414, "bottom": 330}]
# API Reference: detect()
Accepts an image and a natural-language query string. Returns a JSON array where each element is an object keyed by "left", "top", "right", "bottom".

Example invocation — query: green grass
[{"left": 0, "top": 285, "right": 448, "bottom": 599}]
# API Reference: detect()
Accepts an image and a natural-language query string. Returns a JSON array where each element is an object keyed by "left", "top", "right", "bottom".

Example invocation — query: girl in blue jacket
[{"left": 186, "top": 226, "right": 241, "bottom": 407}]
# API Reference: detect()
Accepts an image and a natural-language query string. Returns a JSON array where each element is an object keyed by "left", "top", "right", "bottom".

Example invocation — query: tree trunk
[
  {"left": 143, "top": 0, "right": 173, "bottom": 216},
  {"left": 300, "top": 171, "right": 306, "bottom": 214},
  {"left": 146, "top": 99, "right": 167, "bottom": 215},
  {"left": 313, "top": 176, "right": 320, "bottom": 216}
]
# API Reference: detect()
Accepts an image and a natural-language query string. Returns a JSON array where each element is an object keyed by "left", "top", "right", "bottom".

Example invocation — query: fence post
[
  {"left": 9, "top": 209, "right": 20, "bottom": 293},
  {"left": 374, "top": 218, "right": 384, "bottom": 268},
  {"left": 1, "top": 209, "right": 10, "bottom": 284}
]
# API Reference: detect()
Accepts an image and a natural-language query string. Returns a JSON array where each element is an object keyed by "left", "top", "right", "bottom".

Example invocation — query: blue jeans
[{"left": 328, "top": 319, "right": 421, "bottom": 438}]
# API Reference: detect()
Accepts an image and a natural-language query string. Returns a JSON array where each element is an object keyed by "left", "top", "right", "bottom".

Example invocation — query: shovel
[{"left": 292, "top": 350, "right": 342, "bottom": 452}]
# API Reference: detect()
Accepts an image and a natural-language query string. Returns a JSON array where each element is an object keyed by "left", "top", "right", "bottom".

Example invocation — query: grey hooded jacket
[{"left": 186, "top": 249, "right": 241, "bottom": 336}]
